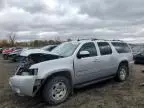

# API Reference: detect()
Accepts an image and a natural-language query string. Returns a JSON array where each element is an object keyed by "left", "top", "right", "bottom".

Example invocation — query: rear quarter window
[{"left": 111, "top": 42, "right": 131, "bottom": 53}]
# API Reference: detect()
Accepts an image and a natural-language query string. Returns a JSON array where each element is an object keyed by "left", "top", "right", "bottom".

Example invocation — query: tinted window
[
  {"left": 112, "top": 42, "right": 131, "bottom": 53},
  {"left": 79, "top": 42, "right": 97, "bottom": 57},
  {"left": 98, "top": 42, "right": 112, "bottom": 55}
]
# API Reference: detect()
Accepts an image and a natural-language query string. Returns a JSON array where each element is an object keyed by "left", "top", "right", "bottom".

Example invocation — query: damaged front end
[
  {"left": 9, "top": 53, "right": 61, "bottom": 96},
  {"left": 16, "top": 53, "right": 60, "bottom": 75}
]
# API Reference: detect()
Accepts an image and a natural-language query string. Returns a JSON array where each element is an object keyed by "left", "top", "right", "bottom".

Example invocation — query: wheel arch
[
  {"left": 119, "top": 60, "right": 129, "bottom": 67},
  {"left": 41, "top": 71, "right": 73, "bottom": 90},
  {"left": 118, "top": 60, "right": 129, "bottom": 74}
]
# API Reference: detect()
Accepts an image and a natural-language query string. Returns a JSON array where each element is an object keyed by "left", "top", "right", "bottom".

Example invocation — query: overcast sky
[{"left": 0, "top": 0, "right": 144, "bottom": 43}]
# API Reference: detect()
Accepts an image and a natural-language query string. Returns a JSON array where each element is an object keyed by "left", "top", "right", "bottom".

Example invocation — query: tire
[
  {"left": 11, "top": 56, "right": 17, "bottom": 62},
  {"left": 115, "top": 63, "right": 129, "bottom": 82},
  {"left": 43, "top": 76, "right": 71, "bottom": 105},
  {"left": 3, "top": 55, "right": 8, "bottom": 60},
  {"left": 12, "top": 58, "right": 16, "bottom": 62}
]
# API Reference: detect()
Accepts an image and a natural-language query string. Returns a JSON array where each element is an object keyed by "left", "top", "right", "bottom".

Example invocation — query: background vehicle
[
  {"left": 2, "top": 48, "right": 16, "bottom": 60},
  {"left": 8, "top": 48, "right": 27, "bottom": 62},
  {"left": 9, "top": 40, "right": 134, "bottom": 105},
  {"left": 18, "top": 45, "right": 57, "bottom": 63},
  {"left": 134, "top": 51, "right": 144, "bottom": 64},
  {"left": 0, "top": 48, "right": 3, "bottom": 53}
]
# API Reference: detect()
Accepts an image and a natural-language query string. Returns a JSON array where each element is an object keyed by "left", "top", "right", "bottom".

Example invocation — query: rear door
[
  {"left": 97, "top": 42, "right": 116, "bottom": 77},
  {"left": 111, "top": 42, "right": 133, "bottom": 62}
]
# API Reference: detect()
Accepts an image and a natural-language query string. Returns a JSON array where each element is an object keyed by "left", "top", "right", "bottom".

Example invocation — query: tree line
[
  {"left": 0, "top": 32, "right": 72, "bottom": 48},
  {"left": 0, "top": 39, "right": 63, "bottom": 48}
]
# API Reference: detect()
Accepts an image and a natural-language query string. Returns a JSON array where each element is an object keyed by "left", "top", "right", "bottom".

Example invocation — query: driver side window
[{"left": 78, "top": 42, "right": 97, "bottom": 57}]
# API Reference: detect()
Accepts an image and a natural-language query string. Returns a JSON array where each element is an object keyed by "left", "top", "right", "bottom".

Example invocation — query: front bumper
[
  {"left": 9, "top": 75, "right": 39, "bottom": 96},
  {"left": 8, "top": 54, "right": 19, "bottom": 61}
]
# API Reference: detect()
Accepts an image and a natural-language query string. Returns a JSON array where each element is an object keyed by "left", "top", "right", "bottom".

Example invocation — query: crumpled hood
[
  {"left": 20, "top": 49, "right": 54, "bottom": 56},
  {"left": 29, "top": 56, "right": 74, "bottom": 79},
  {"left": 16, "top": 51, "right": 61, "bottom": 76}
]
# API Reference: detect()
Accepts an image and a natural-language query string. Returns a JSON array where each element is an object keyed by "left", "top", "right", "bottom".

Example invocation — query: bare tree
[{"left": 8, "top": 32, "right": 16, "bottom": 47}]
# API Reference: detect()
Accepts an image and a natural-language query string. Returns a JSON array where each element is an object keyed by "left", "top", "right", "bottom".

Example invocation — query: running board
[{"left": 74, "top": 75, "right": 114, "bottom": 88}]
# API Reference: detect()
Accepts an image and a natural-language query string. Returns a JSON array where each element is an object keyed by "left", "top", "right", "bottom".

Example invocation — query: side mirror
[{"left": 77, "top": 51, "right": 90, "bottom": 58}]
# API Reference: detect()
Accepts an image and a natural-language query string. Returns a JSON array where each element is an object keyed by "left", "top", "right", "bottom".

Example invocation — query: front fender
[
  {"left": 38, "top": 68, "right": 74, "bottom": 79},
  {"left": 30, "top": 57, "right": 75, "bottom": 83}
]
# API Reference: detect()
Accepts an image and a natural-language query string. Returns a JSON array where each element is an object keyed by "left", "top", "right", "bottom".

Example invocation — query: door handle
[{"left": 93, "top": 59, "right": 100, "bottom": 62}]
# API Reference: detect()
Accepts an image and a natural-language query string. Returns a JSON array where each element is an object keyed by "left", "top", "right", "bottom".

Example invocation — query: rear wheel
[
  {"left": 115, "top": 63, "right": 129, "bottom": 82},
  {"left": 43, "top": 76, "right": 71, "bottom": 105}
]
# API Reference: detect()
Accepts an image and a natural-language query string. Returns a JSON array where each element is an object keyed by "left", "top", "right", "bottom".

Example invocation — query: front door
[{"left": 74, "top": 42, "right": 101, "bottom": 84}]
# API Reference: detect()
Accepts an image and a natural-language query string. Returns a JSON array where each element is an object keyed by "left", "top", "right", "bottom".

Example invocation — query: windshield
[
  {"left": 41, "top": 46, "right": 51, "bottom": 50},
  {"left": 51, "top": 42, "right": 79, "bottom": 57},
  {"left": 41, "top": 45, "right": 56, "bottom": 51}
]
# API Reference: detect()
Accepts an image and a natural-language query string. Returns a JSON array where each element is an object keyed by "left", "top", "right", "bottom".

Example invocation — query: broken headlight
[
  {"left": 20, "top": 68, "right": 38, "bottom": 76},
  {"left": 29, "top": 68, "right": 38, "bottom": 75}
]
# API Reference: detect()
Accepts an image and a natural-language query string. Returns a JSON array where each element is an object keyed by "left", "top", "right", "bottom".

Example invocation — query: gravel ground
[{"left": 0, "top": 55, "right": 144, "bottom": 108}]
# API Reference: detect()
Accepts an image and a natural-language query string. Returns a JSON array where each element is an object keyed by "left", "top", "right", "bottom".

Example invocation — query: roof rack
[
  {"left": 77, "top": 38, "right": 123, "bottom": 42},
  {"left": 111, "top": 39, "right": 123, "bottom": 41},
  {"left": 91, "top": 38, "right": 106, "bottom": 41},
  {"left": 77, "top": 38, "right": 90, "bottom": 41},
  {"left": 91, "top": 38, "right": 123, "bottom": 41},
  {"left": 77, "top": 38, "right": 103, "bottom": 41}
]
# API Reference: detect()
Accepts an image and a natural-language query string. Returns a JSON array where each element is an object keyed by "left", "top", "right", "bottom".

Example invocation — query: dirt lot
[{"left": 0, "top": 55, "right": 144, "bottom": 108}]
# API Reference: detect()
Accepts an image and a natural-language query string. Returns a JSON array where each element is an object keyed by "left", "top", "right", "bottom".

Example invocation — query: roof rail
[
  {"left": 77, "top": 38, "right": 104, "bottom": 41},
  {"left": 77, "top": 38, "right": 123, "bottom": 42},
  {"left": 91, "top": 38, "right": 99, "bottom": 41},
  {"left": 77, "top": 38, "right": 90, "bottom": 41},
  {"left": 111, "top": 39, "right": 122, "bottom": 41},
  {"left": 91, "top": 38, "right": 107, "bottom": 41}
]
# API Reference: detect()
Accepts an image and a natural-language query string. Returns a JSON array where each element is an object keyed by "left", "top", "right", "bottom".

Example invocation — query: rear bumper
[{"left": 9, "top": 75, "right": 39, "bottom": 96}]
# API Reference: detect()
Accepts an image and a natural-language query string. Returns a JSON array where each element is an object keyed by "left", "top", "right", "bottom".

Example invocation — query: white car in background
[{"left": 19, "top": 45, "right": 57, "bottom": 62}]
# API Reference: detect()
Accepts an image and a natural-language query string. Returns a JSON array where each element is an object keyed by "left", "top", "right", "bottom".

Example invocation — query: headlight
[
  {"left": 21, "top": 72, "right": 30, "bottom": 76},
  {"left": 21, "top": 68, "right": 38, "bottom": 76},
  {"left": 29, "top": 68, "right": 38, "bottom": 75}
]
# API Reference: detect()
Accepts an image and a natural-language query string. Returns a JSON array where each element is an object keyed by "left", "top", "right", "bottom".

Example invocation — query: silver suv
[{"left": 9, "top": 39, "right": 134, "bottom": 105}]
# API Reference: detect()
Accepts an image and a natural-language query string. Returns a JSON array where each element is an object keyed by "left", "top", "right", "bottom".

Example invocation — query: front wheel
[
  {"left": 3, "top": 54, "right": 8, "bottom": 60},
  {"left": 43, "top": 76, "right": 71, "bottom": 105},
  {"left": 115, "top": 64, "right": 129, "bottom": 82}
]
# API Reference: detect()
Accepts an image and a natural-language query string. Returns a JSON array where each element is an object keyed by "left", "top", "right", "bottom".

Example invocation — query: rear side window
[
  {"left": 98, "top": 42, "right": 112, "bottom": 55},
  {"left": 111, "top": 42, "right": 131, "bottom": 53}
]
